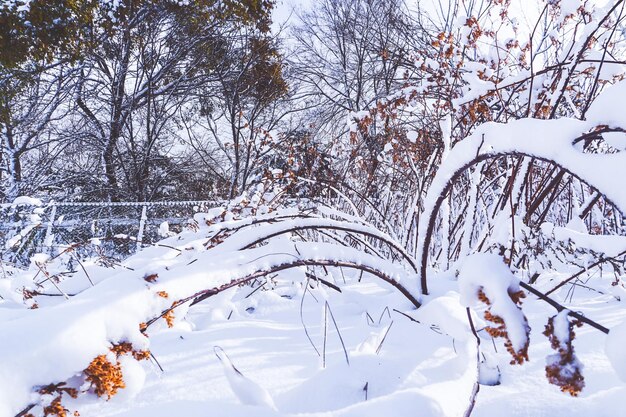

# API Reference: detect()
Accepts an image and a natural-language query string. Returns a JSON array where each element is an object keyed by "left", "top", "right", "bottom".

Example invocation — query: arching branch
[
  {"left": 240, "top": 224, "right": 418, "bottom": 273},
  {"left": 419, "top": 151, "right": 620, "bottom": 294},
  {"left": 144, "top": 258, "right": 421, "bottom": 331}
]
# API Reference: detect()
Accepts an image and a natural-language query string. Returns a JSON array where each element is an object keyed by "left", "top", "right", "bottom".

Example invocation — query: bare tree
[{"left": 0, "top": 63, "right": 74, "bottom": 201}]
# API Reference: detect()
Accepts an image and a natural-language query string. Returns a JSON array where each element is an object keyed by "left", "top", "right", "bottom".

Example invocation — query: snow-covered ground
[
  {"left": 69, "top": 268, "right": 626, "bottom": 417},
  {"left": 2, "top": 209, "right": 625, "bottom": 417}
]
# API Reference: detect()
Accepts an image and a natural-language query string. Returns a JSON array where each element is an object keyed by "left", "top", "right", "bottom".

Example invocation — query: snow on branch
[
  {"left": 418, "top": 80, "right": 626, "bottom": 293},
  {"left": 1, "top": 207, "right": 420, "bottom": 416},
  {"left": 459, "top": 253, "right": 530, "bottom": 365}
]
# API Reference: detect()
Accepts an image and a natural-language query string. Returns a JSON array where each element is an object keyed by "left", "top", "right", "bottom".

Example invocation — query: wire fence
[{"left": 0, "top": 200, "right": 223, "bottom": 267}]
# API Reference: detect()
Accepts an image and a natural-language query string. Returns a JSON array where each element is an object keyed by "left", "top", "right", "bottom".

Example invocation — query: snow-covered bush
[{"left": 2, "top": 0, "right": 626, "bottom": 416}]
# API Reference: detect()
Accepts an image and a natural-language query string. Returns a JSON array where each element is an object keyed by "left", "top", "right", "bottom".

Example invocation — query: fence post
[
  {"left": 44, "top": 203, "right": 57, "bottom": 253},
  {"left": 136, "top": 205, "right": 148, "bottom": 252}
]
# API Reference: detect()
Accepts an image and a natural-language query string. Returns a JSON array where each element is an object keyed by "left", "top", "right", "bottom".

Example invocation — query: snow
[
  {"left": 0, "top": 215, "right": 624, "bottom": 416},
  {"left": 585, "top": 81, "right": 626, "bottom": 126},
  {"left": 606, "top": 318, "right": 626, "bottom": 382},
  {"left": 2, "top": 67, "right": 626, "bottom": 416},
  {"left": 10, "top": 196, "right": 42, "bottom": 206},
  {"left": 413, "top": 292, "right": 483, "bottom": 342},
  {"left": 158, "top": 221, "right": 173, "bottom": 238},
  {"left": 423, "top": 115, "right": 626, "bottom": 216},
  {"left": 552, "top": 310, "right": 573, "bottom": 346},
  {"left": 418, "top": 80, "right": 626, "bottom": 291},
  {"left": 0, "top": 208, "right": 425, "bottom": 416},
  {"left": 560, "top": 0, "right": 582, "bottom": 17},
  {"left": 541, "top": 223, "right": 626, "bottom": 258},
  {"left": 458, "top": 254, "right": 529, "bottom": 353},
  {"left": 116, "top": 356, "right": 146, "bottom": 400},
  {"left": 214, "top": 346, "right": 277, "bottom": 410}
]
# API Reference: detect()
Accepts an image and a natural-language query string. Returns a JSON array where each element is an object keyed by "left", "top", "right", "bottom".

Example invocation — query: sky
[{"left": 271, "top": 0, "right": 312, "bottom": 34}]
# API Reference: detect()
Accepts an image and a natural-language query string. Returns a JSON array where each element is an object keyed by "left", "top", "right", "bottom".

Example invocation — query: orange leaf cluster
[
  {"left": 508, "top": 289, "right": 526, "bottom": 304},
  {"left": 22, "top": 288, "right": 38, "bottom": 300},
  {"left": 38, "top": 382, "right": 78, "bottom": 399},
  {"left": 543, "top": 315, "right": 585, "bottom": 396},
  {"left": 83, "top": 355, "right": 125, "bottom": 399},
  {"left": 144, "top": 273, "right": 158, "bottom": 283},
  {"left": 110, "top": 341, "right": 150, "bottom": 361},
  {"left": 83, "top": 341, "right": 150, "bottom": 400},
  {"left": 36, "top": 382, "right": 79, "bottom": 417},
  {"left": 163, "top": 301, "right": 182, "bottom": 328},
  {"left": 205, "top": 231, "right": 230, "bottom": 249},
  {"left": 464, "top": 99, "right": 491, "bottom": 124},
  {"left": 42, "top": 396, "right": 68, "bottom": 417},
  {"left": 464, "top": 16, "right": 483, "bottom": 46},
  {"left": 163, "top": 311, "right": 175, "bottom": 328},
  {"left": 477, "top": 288, "right": 530, "bottom": 365}
]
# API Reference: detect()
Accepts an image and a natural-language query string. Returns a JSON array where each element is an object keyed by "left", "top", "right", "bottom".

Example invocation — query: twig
[
  {"left": 72, "top": 253, "right": 94, "bottom": 286},
  {"left": 419, "top": 150, "right": 621, "bottom": 295},
  {"left": 378, "top": 306, "right": 391, "bottom": 324},
  {"left": 519, "top": 281, "right": 609, "bottom": 334},
  {"left": 244, "top": 281, "right": 268, "bottom": 299},
  {"left": 464, "top": 308, "right": 481, "bottom": 417},
  {"left": 15, "top": 404, "right": 36, "bottom": 417},
  {"left": 150, "top": 352, "right": 164, "bottom": 373},
  {"left": 375, "top": 321, "right": 394, "bottom": 355},
  {"left": 322, "top": 300, "right": 328, "bottom": 368},
  {"left": 325, "top": 301, "right": 350, "bottom": 366},
  {"left": 392, "top": 308, "right": 421, "bottom": 323},
  {"left": 339, "top": 267, "right": 347, "bottom": 284},
  {"left": 301, "top": 277, "right": 321, "bottom": 356},
  {"left": 241, "top": 224, "right": 418, "bottom": 273},
  {"left": 35, "top": 262, "right": 69, "bottom": 300},
  {"left": 305, "top": 272, "right": 342, "bottom": 292},
  {"left": 144, "top": 259, "right": 421, "bottom": 335},
  {"left": 544, "top": 249, "right": 626, "bottom": 296}
]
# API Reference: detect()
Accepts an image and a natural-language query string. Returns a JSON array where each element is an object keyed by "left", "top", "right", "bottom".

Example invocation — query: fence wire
[{"left": 0, "top": 200, "right": 222, "bottom": 267}]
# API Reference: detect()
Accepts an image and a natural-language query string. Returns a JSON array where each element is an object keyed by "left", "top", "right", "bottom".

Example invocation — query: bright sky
[{"left": 271, "top": 0, "right": 312, "bottom": 34}]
